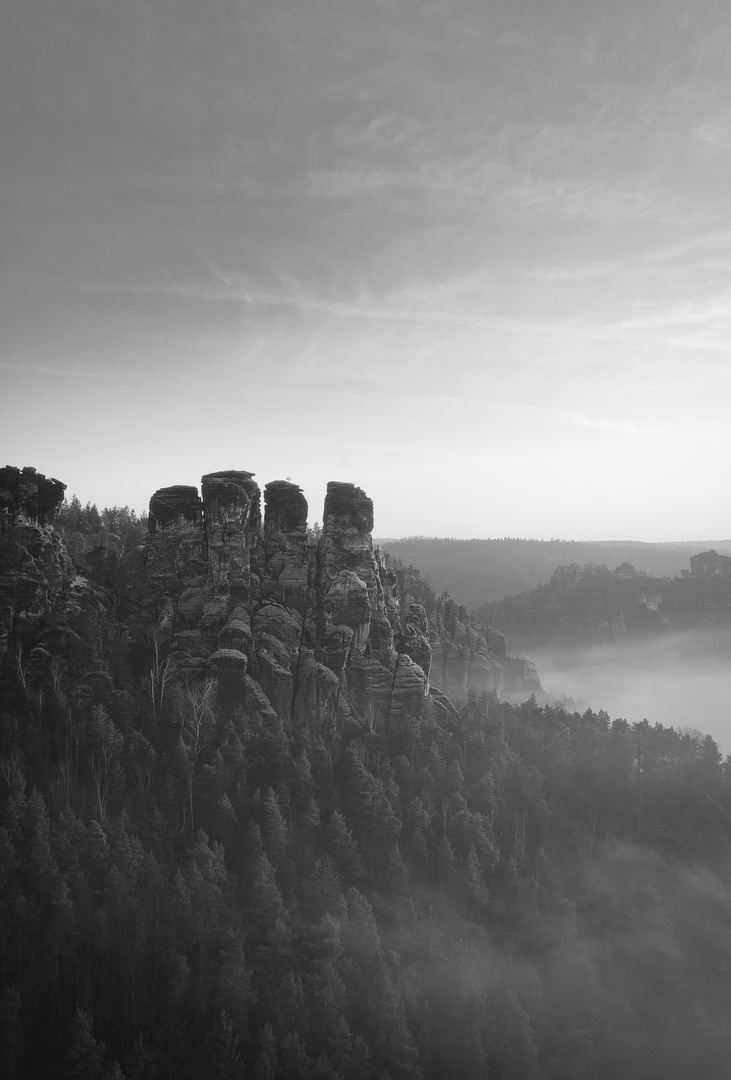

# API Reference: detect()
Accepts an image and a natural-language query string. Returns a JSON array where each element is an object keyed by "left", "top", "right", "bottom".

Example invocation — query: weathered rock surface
[
  {"left": 690, "top": 550, "right": 731, "bottom": 578},
  {"left": 395, "top": 604, "right": 432, "bottom": 693},
  {"left": 2, "top": 463, "right": 543, "bottom": 742},
  {"left": 0, "top": 465, "right": 67, "bottom": 525},
  {"left": 386, "top": 563, "right": 543, "bottom": 703},
  {"left": 146, "top": 485, "right": 205, "bottom": 590},
  {"left": 318, "top": 482, "right": 395, "bottom": 668},
  {"left": 148, "top": 485, "right": 203, "bottom": 532},
  {"left": 0, "top": 480, "right": 112, "bottom": 706},
  {"left": 207, "top": 648, "right": 248, "bottom": 709},
  {"left": 502, "top": 656, "right": 543, "bottom": 700},
  {"left": 427, "top": 593, "right": 503, "bottom": 698},
  {"left": 202, "top": 471, "right": 258, "bottom": 606},
  {"left": 262, "top": 480, "right": 309, "bottom": 609}
]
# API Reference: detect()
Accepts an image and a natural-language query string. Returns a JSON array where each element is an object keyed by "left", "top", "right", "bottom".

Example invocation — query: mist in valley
[{"left": 532, "top": 628, "right": 731, "bottom": 750}]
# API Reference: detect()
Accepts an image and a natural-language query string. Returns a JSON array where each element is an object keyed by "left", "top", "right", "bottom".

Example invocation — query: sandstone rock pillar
[
  {"left": 262, "top": 480, "right": 309, "bottom": 609},
  {"left": 317, "top": 481, "right": 395, "bottom": 667}
]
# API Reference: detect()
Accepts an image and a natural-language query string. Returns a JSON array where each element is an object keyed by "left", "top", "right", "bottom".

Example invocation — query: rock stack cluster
[
  {"left": 389, "top": 579, "right": 541, "bottom": 702},
  {"left": 143, "top": 470, "right": 543, "bottom": 732}
]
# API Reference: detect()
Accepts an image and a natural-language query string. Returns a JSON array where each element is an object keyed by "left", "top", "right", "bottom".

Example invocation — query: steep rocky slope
[
  {"left": 0, "top": 466, "right": 542, "bottom": 741},
  {"left": 0, "top": 467, "right": 114, "bottom": 705},
  {"left": 141, "top": 470, "right": 542, "bottom": 726}
]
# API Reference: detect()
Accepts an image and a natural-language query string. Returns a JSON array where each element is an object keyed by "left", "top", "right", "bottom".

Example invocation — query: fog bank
[{"left": 531, "top": 628, "right": 731, "bottom": 751}]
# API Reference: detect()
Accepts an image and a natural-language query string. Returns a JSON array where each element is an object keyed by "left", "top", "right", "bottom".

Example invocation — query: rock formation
[
  {"left": 690, "top": 550, "right": 731, "bottom": 578},
  {"left": 0, "top": 467, "right": 110, "bottom": 700},
  {"left": 262, "top": 480, "right": 309, "bottom": 609},
  {"left": 387, "top": 576, "right": 541, "bottom": 703},
  {"left": 0, "top": 464, "right": 544, "bottom": 743},
  {"left": 140, "top": 471, "right": 541, "bottom": 731},
  {"left": 0, "top": 465, "right": 67, "bottom": 526}
]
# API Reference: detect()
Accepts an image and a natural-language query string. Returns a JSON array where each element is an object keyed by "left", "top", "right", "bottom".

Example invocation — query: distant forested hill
[
  {"left": 477, "top": 555, "right": 731, "bottom": 653},
  {"left": 378, "top": 537, "right": 731, "bottom": 607}
]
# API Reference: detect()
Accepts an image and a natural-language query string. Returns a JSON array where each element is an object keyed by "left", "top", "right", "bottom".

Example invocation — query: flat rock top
[
  {"left": 323, "top": 481, "right": 374, "bottom": 533},
  {"left": 149, "top": 486, "right": 202, "bottom": 527},
  {"left": 0, "top": 466, "right": 67, "bottom": 525}
]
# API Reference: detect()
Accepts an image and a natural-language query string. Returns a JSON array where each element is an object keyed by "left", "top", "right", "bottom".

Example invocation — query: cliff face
[
  {"left": 0, "top": 465, "right": 67, "bottom": 526},
  {"left": 391, "top": 579, "right": 542, "bottom": 703},
  {"left": 143, "top": 476, "right": 434, "bottom": 731},
  {"left": 142, "top": 471, "right": 542, "bottom": 726},
  {"left": 0, "top": 467, "right": 113, "bottom": 702},
  {"left": 480, "top": 556, "right": 731, "bottom": 652},
  {"left": 1, "top": 465, "right": 542, "bottom": 739}
]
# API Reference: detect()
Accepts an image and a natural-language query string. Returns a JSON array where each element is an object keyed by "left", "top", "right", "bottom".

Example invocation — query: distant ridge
[{"left": 378, "top": 537, "right": 731, "bottom": 608}]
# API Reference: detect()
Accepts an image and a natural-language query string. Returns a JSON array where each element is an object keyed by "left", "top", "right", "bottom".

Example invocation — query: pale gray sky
[{"left": 2, "top": 0, "right": 730, "bottom": 538}]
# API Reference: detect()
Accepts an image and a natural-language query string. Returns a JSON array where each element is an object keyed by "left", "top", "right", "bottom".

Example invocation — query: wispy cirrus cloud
[
  {"left": 0, "top": 359, "right": 123, "bottom": 382},
  {"left": 615, "top": 298, "right": 731, "bottom": 331},
  {"left": 305, "top": 153, "right": 694, "bottom": 225},
  {"left": 555, "top": 410, "right": 673, "bottom": 437}
]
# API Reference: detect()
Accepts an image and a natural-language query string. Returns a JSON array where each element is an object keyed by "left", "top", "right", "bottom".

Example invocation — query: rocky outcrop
[
  {"left": 314, "top": 482, "right": 422, "bottom": 724},
  {"left": 207, "top": 648, "right": 248, "bottom": 709},
  {"left": 502, "top": 656, "right": 543, "bottom": 700},
  {"left": 0, "top": 520, "right": 75, "bottom": 635},
  {"left": 428, "top": 594, "right": 503, "bottom": 699},
  {"left": 146, "top": 486, "right": 205, "bottom": 593},
  {"left": 141, "top": 474, "right": 439, "bottom": 728},
  {"left": 395, "top": 604, "right": 432, "bottom": 693},
  {"left": 0, "top": 475, "right": 111, "bottom": 706},
  {"left": 318, "top": 483, "right": 396, "bottom": 668},
  {"left": 2, "top": 464, "right": 542, "bottom": 743},
  {"left": 690, "top": 550, "right": 731, "bottom": 578},
  {"left": 387, "top": 567, "right": 544, "bottom": 702},
  {"left": 0, "top": 466, "right": 66, "bottom": 525},
  {"left": 201, "top": 471, "right": 259, "bottom": 607},
  {"left": 262, "top": 480, "right": 309, "bottom": 609}
]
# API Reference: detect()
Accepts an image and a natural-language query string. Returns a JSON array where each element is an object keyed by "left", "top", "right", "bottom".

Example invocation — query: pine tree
[
  {"left": 0, "top": 984, "right": 24, "bottom": 1080},
  {"left": 433, "top": 835, "right": 455, "bottom": 888},
  {"left": 68, "top": 1007, "right": 106, "bottom": 1079},
  {"left": 500, "top": 990, "right": 543, "bottom": 1080},
  {"left": 128, "top": 1034, "right": 157, "bottom": 1080},
  {"left": 219, "top": 930, "right": 257, "bottom": 1022},
  {"left": 253, "top": 1023, "right": 278, "bottom": 1080},
  {"left": 324, "top": 810, "right": 363, "bottom": 881},
  {"left": 261, "top": 788, "right": 288, "bottom": 866},
  {"left": 212, "top": 1009, "right": 242, "bottom": 1080},
  {"left": 460, "top": 845, "right": 490, "bottom": 911},
  {"left": 302, "top": 857, "right": 348, "bottom": 923},
  {"left": 279, "top": 1031, "right": 314, "bottom": 1079}
]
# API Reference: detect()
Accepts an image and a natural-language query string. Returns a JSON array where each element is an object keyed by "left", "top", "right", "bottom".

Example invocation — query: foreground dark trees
[
  {"left": 3, "top": 501, "right": 731, "bottom": 1078},
  {"left": 4, "top": 659, "right": 731, "bottom": 1079}
]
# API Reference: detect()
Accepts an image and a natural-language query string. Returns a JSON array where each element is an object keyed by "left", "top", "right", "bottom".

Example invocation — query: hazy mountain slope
[
  {"left": 477, "top": 553, "right": 731, "bottom": 653},
  {"left": 379, "top": 537, "right": 731, "bottom": 608}
]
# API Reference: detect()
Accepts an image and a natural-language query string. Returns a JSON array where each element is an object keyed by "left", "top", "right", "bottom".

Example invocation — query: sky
[{"left": 2, "top": 0, "right": 731, "bottom": 539}]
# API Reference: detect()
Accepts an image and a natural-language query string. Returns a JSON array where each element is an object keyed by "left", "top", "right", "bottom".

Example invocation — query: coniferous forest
[{"left": 3, "top": 472, "right": 731, "bottom": 1080}]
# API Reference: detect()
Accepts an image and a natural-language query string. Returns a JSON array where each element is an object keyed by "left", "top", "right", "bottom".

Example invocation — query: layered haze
[{"left": 534, "top": 629, "right": 731, "bottom": 750}]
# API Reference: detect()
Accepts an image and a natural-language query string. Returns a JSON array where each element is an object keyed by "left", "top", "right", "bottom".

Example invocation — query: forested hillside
[
  {"left": 4, "top": 469, "right": 731, "bottom": 1079},
  {"left": 380, "top": 538, "right": 731, "bottom": 608},
  {"left": 478, "top": 554, "right": 731, "bottom": 653},
  {"left": 5, "top": 674, "right": 731, "bottom": 1079}
]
